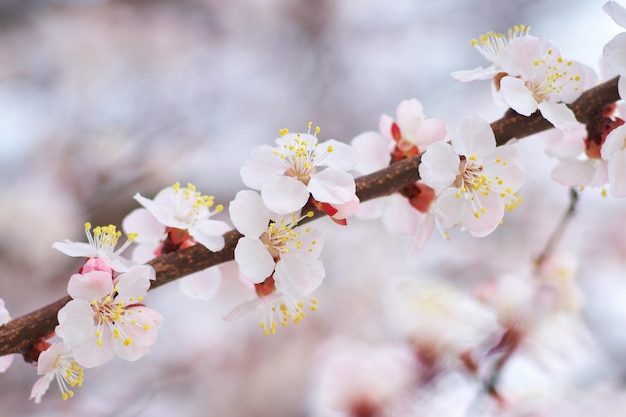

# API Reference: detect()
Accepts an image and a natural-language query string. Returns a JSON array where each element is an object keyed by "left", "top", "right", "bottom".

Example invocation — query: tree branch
[{"left": 0, "top": 77, "right": 619, "bottom": 359}]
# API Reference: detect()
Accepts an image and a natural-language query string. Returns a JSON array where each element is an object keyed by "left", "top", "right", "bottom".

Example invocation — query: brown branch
[{"left": 0, "top": 76, "right": 619, "bottom": 359}]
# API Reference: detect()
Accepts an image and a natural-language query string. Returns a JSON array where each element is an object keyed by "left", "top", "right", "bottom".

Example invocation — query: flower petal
[
  {"left": 52, "top": 240, "right": 95, "bottom": 258},
  {"left": 451, "top": 66, "right": 500, "bottom": 82},
  {"left": 318, "top": 139, "right": 358, "bottom": 171},
  {"left": 67, "top": 271, "right": 114, "bottom": 301},
  {"left": 382, "top": 194, "right": 426, "bottom": 237},
  {"left": 122, "top": 208, "right": 166, "bottom": 243},
  {"left": 351, "top": 131, "right": 391, "bottom": 174},
  {"left": 410, "top": 213, "right": 436, "bottom": 253},
  {"left": 261, "top": 176, "right": 310, "bottom": 214},
  {"left": 234, "top": 237, "right": 275, "bottom": 283},
  {"left": 115, "top": 265, "right": 153, "bottom": 302},
  {"left": 274, "top": 254, "right": 325, "bottom": 296},
  {"left": 179, "top": 267, "right": 222, "bottom": 300},
  {"left": 604, "top": 1, "right": 626, "bottom": 29},
  {"left": 55, "top": 300, "right": 97, "bottom": 346},
  {"left": 462, "top": 195, "right": 504, "bottom": 237},
  {"left": 229, "top": 190, "right": 270, "bottom": 238},
  {"left": 452, "top": 115, "right": 496, "bottom": 158},
  {"left": 608, "top": 150, "right": 626, "bottom": 197},
  {"left": 419, "top": 142, "right": 459, "bottom": 190},
  {"left": 500, "top": 76, "right": 539, "bottom": 116},
  {"left": 190, "top": 219, "right": 231, "bottom": 251},
  {"left": 308, "top": 168, "right": 356, "bottom": 205},
  {"left": 240, "top": 145, "right": 287, "bottom": 190},
  {"left": 537, "top": 102, "right": 579, "bottom": 129}
]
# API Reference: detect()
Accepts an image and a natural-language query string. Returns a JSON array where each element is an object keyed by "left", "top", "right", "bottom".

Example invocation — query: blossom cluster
[{"left": 4, "top": 1, "right": 626, "bottom": 412}]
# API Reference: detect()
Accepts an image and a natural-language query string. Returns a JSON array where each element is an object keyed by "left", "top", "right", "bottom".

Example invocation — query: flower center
[
  {"left": 471, "top": 24, "right": 530, "bottom": 64},
  {"left": 274, "top": 122, "right": 334, "bottom": 185},
  {"left": 84, "top": 222, "right": 137, "bottom": 258},
  {"left": 171, "top": 182, "right": 224, "bottom": 224},
  {"left": 528, "top": 53, "right": 581, "bottom": 102},
  {"left": 90, "top": 288, "right": 146, "bottom": 348},
  {"left": 261, "top": 211, "right": 315, "bottom": 258}
]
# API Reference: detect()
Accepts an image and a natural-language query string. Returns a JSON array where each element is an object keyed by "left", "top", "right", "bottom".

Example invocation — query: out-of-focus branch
[{"left": 0, "top": 77, "right": 619, "bottom": 359}]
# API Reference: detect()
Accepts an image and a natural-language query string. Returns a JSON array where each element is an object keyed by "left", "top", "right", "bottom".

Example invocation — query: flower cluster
[
  {"left": 420, "top": 115, "right": 525, "bottom": 237},
  {"left": 226, "top": 190, "right": 324, "bottom": 335},
  {"left": 454, "top": 25, "right": 586, "bottom": 129},
  {"left": 351, "top": 99, "right": 446, "bottom": 251}
]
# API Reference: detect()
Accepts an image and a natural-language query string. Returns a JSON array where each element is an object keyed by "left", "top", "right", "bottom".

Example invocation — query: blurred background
[{"left": 1, "top": 0, "right": 625, "bottom": 416}]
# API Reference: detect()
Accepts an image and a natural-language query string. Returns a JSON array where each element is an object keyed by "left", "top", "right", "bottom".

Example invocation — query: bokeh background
[{"left": 1, "top": 0, "right": 625, "bottom": 416}]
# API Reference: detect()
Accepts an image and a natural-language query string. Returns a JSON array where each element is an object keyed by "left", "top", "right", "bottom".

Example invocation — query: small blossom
[
  {"left": 55, "top": 265, "right": 163, "bottom": 368},
  {"left": 498, "top": 35, "right": 585, "bottom": 128},
  {"left": 123, "top": 183, "right": 227, "bottom": 300},
  {"left": 53, "top": 223, "right": 136, "bottom": 272},
  {"left": 419, "top": 115, "right": 525, "bottom": 237},
  {"left": 226, "top": 190, "right": 325, "bottom": 334},
  {"left": 0, "top": 298, "right": 14, "bottom": 373},
  {"left": 131, "top": 182, "right": 231, "bottom": 252},
  {"left": 29, "top": 342, "right": 83, "bottom": 403},
  {"left": 351, "top": 99, "right": 446, "bottom": 251},
  {"left": 240, "top": 122, "right": 358, "bottom": 214}
]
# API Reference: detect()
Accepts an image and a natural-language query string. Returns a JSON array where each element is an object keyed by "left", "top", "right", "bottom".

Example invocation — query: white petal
[
  {"left": 329, "top": 195, "right": 361, "bottom": 220},
  {"left": 122, "top": 208, "right": 166, "bottom": 243},
  {"left": 435, "top": 188, "right": 466, "bottom": 228},
  {"left": 190, "top": 219, "right": 231, "bottom": 251},
  {"left": 29, "top": 372, "right": 54, "bottom": 403},
  {"left": 537, "top": 102, "right": 579, "bottom": 129},
  {"left": 619, "top": 76, "right": 626, "bottom": 100},
  {"left": 500, "top": 76, "right": 538, "bottom": 116},
  {"left": 229, "top": 190, "right": 270, "bottom": 238},
  {"left": 131, "top": 241, "right": 161, "bottom": 264},
  {"left": 551, "top": 159, "right": 597, "bottom": 187},
  {"left": 72, "top": 332, "right": 113, "bottom": 368},
  {"left": 308, "top": 168, "right": 356, "bottom": 204},
  {"left": 134, "top": 190, "right": 179, "bottom": 229},
  {"left": 604, "top": 1, "right": 626, "bottom": 29},
  {"left": 179, "top": 267, "right": 222, "bottom": 300},
  {"left": 115, "top": 265, "right": 153, "bottom": 301},
  {"left": 355, "top": 197, "right": 388, "bottom": 220},
  {"left": 462, "top": 195, "right": 504, "bottom": 238},
  {"left": 52, "top": 240, "right": 94, "bottom": 258},
  {"left": 381, "top": 194, "right": 425, "bottom": 237},
  {"left": 418, "top": 142, "right": 459, "bottom": 190},
  {"left": 234, "top": 237, "right": 275, "bottom": 283},
  {"left": 451, "top": 66, "right": 500, "bottom": 82},
  {"left": 608, "top": 151, "right": 626, "bottom": 197},
  {"left": 351, "top": 131, "right": 391, "bottom": 174},
  {"left": 452, "top": 115, "right": 496, "bottom": 158},
  {"left": 415, "top": 118, "right": 447, "bottom": 148},
  {"left": 223, "top": 297, "right": 263, "bottom": 322},
  {"left": 0, "top": 355, "right": 14, "bottom": 373},
  {"left": 318, "top": 139, "right": 358, "bottom": 171},
  {"left": 287, "top": 228, "right": 324, "bottom": 258},
  {"left": 410, "top": 213, "right": 436, "bottom": 253},
  {"left": 55, "top": 300, "right": 96, "bottom": 345},
  {"left": 395, "top": 99, "right": 424, "bottom": 138},
  {"left": 274, "top": 254, "right": 325, "bottom": 296},
  {"left": 486, "top": 146, "right": 526, "bottom": 191},
  {"left": 67, "top": 271, "right": 113, "bottom": 301},
  {"left": 261, "top": 176, "right": 310, "bottom": 214},
  {"left": 378, "top": 113, "right": 394, "bottom": 140},
  {"left": 240, "top": 145, "right": 286, "bottom": 190},
  {"left": 602, "top": 124, "right": 626, "bottom": 159}
]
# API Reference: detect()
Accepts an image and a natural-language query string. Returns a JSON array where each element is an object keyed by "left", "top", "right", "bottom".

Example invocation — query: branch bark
[{"left": 0, "top": 77, "right": 619, "bottom": 359}]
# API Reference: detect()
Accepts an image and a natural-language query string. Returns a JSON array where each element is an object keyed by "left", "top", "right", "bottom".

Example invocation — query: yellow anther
[{"left": 123, "top": 337, "right": 132, "bottom": 346}]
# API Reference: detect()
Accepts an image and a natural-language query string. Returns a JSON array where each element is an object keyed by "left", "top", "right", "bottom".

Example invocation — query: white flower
[
  {"left": 132, "top": 182, "right": 231, "bottom": 252},
  {"left": 55, "top": 265, "right": 163, "bottom": 368},
  {"left": 601, "top": 123, "right": 626, "bottom": 196},
  {"left": 351, "top": 99, "right": 445, "bottom": 251},
  {"left": 419, "top": 115, "right": 525, "bottom": 237},
  {"left": 123, "top": 184, "right": 226, "bottom": 300},
  {"left": 53, "top": 223, "right": 135, "bottom": 272},
  {"left": 229, "top": 190, "right": 324, "bottom": 283},
  {"left": 0, "top": 298, "right": 14, "bottom": 373},
  {"left": 29, "top": 342, "right": 83, "bottom": 403},
  {"left": 226, "top": 190, "right": 325, "bottom": 334},
  {"left": 603, "top": 1, "right": 626, "bottom": 98},
  {"left": 498, "top": 35, "right": 585, "bottom": 129},
  {"left": 240, "top": 123, "right": 358, "bottom": 214},
  {"left": 452, "top": 24, "right": 531, "bottom": 82}
]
